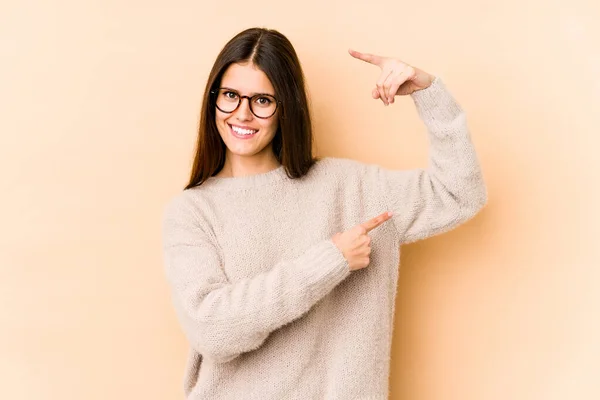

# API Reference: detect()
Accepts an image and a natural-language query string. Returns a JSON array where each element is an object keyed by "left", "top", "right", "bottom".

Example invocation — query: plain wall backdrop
[{"left": 1, "top": 0, "right": 599, "bottom": 399}]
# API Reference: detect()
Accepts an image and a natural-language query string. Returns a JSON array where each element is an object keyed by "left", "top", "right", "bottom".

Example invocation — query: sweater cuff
[
  {"left": 299, "top": 239, "right": 351, "bottom": 301},
  {"left": 410, "top": 77, "right": 464, "bottom": 124}
]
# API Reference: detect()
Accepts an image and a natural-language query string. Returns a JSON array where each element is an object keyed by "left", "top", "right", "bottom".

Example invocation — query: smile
[{"left": 229, "top": 124, "right": 258, "bottom": 139}]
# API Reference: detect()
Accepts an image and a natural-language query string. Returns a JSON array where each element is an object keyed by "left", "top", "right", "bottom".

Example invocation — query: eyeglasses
[{"left": 210, "top": 88, "right": 280, "bottom": 119}]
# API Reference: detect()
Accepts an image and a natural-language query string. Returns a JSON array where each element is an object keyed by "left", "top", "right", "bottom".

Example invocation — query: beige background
[{"left": 2, "top": 0, "right": 599, "bottom": 399}]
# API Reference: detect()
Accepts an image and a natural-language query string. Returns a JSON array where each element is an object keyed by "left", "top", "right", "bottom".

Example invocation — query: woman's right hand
[{"left": 331, "top": 212, "right": 393, "bottom": 271}]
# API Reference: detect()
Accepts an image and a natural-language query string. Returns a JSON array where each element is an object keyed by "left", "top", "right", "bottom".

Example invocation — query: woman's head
[{"left": 185, "top": 28, "right": 317, "bottom": 189}]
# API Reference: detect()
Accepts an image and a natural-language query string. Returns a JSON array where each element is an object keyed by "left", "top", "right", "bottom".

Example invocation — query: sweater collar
[{"left": 203, "top": 164, "right": 287, "bottom": 190}]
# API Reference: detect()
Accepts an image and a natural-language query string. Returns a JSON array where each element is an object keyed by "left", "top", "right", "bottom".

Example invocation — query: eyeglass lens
[{"left": 215, "top": 89, "right": 277, "bottom": 118}]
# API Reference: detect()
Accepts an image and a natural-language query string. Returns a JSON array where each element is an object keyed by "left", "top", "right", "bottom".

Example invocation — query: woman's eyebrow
[{"left": 220, "top": 87, "right": 275, "bottom": 97}]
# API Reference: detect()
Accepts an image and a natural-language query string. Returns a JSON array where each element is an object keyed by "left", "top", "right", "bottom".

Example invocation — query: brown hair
[{"left": 184, "top": 27, "right": 319, "bottom": 189}]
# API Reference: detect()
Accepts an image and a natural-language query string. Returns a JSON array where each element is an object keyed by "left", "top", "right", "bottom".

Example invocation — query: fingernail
[{"left": 387, "top": 212, "right": 393, "bottom": 217}]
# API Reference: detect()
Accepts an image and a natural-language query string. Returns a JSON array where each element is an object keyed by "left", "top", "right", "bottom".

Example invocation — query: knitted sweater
[{"left": 161, "top": 78, "right": 487, "bottom": 400}]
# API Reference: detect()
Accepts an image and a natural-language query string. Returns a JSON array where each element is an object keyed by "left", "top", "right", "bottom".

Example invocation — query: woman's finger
[
  {"left": 371, "top": 87, "right": 380, "bottom": 99},
  {"left": 383, "top": 70, "right": 396, "bottom": 104},
  {"left": 348, "top": 49, "right": 383, "bottom": 67},
  {"left": 388, "top": 71, "right": 408, "bottom": 104},
  {"left": 376, "top": 69, "right": 393, "bottom": 105},
  {"left": 387, "top": 80, "right": 401, "bottom": 104},
  {"left": 359, "top": 211, "right": 393, "bottom": 233}
]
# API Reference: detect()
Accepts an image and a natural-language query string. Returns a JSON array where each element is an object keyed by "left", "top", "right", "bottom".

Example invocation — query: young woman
[{"left": 162, "top": 27, "right": 486, "bottom": 399}]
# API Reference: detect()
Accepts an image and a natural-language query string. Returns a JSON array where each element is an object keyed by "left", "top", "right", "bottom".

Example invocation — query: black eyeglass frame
[{"left": 210, "top": 88, "right": 281, "bottom": 119}]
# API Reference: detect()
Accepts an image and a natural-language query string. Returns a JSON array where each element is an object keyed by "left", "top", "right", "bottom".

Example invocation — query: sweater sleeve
[
  {"left": 375, "top": 78, "right": 487, "bottom": 244},
  {"left": 161, "top": 195, "right": 350, "bottom": 364}
]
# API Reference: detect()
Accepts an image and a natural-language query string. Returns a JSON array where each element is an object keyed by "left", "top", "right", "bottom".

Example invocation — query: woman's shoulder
[
  {"left": 311, "top": 156, "right": 373, "bottom": 178},
  {"left": 313, "top": 156, "right": 368, "bottom": 172},
  {"left": 162, "top": 190, "right": 196, "bottom": 223},
  {"left": 162, "top": 186, "right": 216, "bottom": 225}
]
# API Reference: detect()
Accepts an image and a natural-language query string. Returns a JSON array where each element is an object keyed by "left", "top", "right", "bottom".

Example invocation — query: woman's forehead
[{"left": 221, "top": 63, "right": 275, "bottom": 95}]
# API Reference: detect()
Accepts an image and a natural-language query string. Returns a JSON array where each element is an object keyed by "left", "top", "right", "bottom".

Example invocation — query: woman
[{"left": 162, "top": 27, "right": 486, "bottom": 399}]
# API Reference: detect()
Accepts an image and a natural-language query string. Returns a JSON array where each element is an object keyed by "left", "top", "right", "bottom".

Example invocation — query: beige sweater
[{"left": 161, "top": 78, "right": 487, "bottom": 400}]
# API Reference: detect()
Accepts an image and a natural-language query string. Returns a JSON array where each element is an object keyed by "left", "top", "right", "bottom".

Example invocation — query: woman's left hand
[{"left": 349, "top": 49, "right": 436, "bottom": 106}]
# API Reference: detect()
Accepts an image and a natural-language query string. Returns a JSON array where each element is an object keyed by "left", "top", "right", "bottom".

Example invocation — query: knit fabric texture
[{"left": 161, "top": 78, "right": 487, "bottom": 400}]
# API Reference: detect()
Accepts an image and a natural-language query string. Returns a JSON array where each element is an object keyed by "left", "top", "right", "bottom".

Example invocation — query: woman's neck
[{"left": 217, "top": 154, "right": 281, "bottom": 178}]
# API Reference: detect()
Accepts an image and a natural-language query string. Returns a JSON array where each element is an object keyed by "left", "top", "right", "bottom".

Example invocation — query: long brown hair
[{"left": 184, "top": 28, "right": 319, "bottom": 190}]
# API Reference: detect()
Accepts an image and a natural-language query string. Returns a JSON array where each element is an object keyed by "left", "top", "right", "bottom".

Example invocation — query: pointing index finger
[
  {"left": 348, "top": 49, "right": 382, "bottom": 67},
  {"left": 361, "top": 212, "right": 393, "bottom": 233}
]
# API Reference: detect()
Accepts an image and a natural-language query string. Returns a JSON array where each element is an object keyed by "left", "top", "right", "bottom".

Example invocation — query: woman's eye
[
  {"left": 255, "top": 97, "right": 272, "bottom": 105},
  {"left": 223, "top": 91, "right": 238, "bottom": 99}
]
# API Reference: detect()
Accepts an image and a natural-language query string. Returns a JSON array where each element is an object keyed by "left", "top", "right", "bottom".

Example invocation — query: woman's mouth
[{"left": 229, "top": 124, "right": 258, "bottom": 139}]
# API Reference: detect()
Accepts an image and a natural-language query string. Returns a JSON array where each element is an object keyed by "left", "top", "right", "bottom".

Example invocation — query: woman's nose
[{"left": 234, "top": 97, "right": 253, "bottom": 121}]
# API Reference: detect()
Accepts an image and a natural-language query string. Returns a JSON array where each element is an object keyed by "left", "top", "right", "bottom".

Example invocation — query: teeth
[{"left": 231, "top": 126, "right": 257, "bottom": 135}]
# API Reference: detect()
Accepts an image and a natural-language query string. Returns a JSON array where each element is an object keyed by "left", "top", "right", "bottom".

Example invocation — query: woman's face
[{"left": 215, "top": 62, "right": 279, "bottom": 164}]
